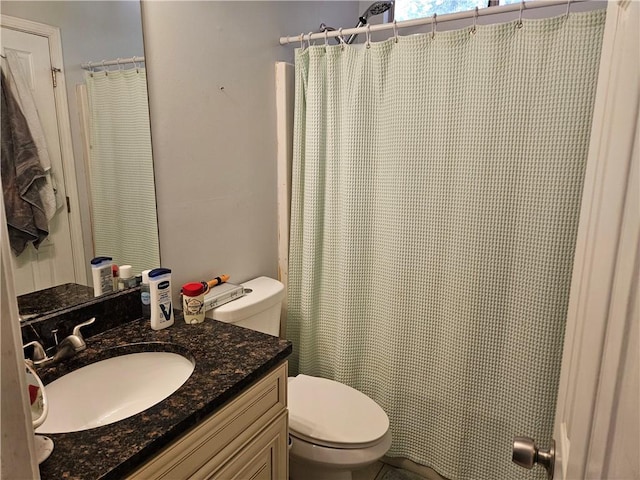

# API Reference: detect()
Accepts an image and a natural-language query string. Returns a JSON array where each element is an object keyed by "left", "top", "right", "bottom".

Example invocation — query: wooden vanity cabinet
[{"left": 127, "top": 362, "right": 288, "bottom": 480}]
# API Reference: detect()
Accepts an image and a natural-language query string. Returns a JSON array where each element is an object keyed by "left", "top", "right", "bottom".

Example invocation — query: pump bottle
[
  {"left": 148, "top": 268, "right": 174, "bottom": 330},
  {"left": 140, "top": 269, "right": 152, "bottom": 319},
  {"left": 91, "top": 256, "right": 114, "bottom": 297}
]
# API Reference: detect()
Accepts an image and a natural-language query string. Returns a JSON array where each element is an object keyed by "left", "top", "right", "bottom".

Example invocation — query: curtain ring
[
  {"left": 101, "top": 59, "right": 108, "bottom": 75},
  {"left": 517, "top": 0, "right": 524, "bottom": 29},
  {"left": 307, "top": 31, "right": 313, "bottom": 49},
  {"left": 470, "top": 7, "right": 478, "bottom": 35},
  {"left": 299, "top": 33, "right": 305, "bottom": 49},
  {"left": 431, "top": 13, "right": 437, "bottom": 40},
  {"left": 116, "top": 58, "right": 123, "bottom": 71},
  {"left": 87, "top": 61, "right": 93, "bottom": 77},
  {"left": 365, "top": 24, "right": 371, "bottom": 49},
  {"left": 565, "top": 0, "right": 571, "bottom": 19},
  {"left": 393, "top": 19, "right": 399, "bottom": 43},
  {"left": 338, "top": 28, "right": 346, "bottom": 50},
  {"left": 324, "top": 29, "right": 329, "bottom": 47}
]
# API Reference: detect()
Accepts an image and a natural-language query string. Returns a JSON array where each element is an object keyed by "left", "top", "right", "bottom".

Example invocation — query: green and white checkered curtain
[
  {"left": 287, "top": 10, "right": 605, "bottom": 480},
  {"left": 85, "top": 69, "right": 159, "bottom": 276}
]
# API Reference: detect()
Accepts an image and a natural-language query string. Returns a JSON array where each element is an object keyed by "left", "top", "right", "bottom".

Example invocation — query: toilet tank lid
[
  {"left": 211, "top": 276, "right": 284, "bottom": 323},
  {"left": 288, "top": 375, "right": 389, "bottom": 447}
]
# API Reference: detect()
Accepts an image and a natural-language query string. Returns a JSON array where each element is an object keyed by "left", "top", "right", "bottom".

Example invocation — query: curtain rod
[
  {"left": 81, "top": 56, "right": 145, "bottom": 71},
  {"left": 279, "top": 0, "right": 584, "bottom": 45}
]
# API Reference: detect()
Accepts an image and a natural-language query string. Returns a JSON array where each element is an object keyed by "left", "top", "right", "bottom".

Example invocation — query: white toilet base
[
  {"left": 288, "top": 430, "right": 392, "bottom": 480},
  {"left": 290, "top": 456, "right": 353, "bottom": 480}
]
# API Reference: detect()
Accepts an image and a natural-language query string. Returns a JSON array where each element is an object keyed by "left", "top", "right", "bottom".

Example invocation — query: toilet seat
[{"left": 288, "top": 375, "right": 389, "bottom": 449}]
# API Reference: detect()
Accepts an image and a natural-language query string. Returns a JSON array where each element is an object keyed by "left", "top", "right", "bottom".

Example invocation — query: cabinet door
[
  {"left": 126, "top": 362, "right": 287, "bottom": 479},
  {"left": 203, "top": 411, "right": 288, "bottom": 480}
]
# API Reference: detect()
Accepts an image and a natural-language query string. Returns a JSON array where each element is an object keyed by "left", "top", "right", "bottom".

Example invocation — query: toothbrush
[{"left": 207, "top": 274, "right": 230, "bottom": 289}]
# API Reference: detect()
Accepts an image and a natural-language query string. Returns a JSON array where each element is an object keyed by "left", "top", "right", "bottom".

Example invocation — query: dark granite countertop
[
  {"left": 18, "top": 283, "right": 95, "bottom": 320},
  {"left": 36, "top": 314, "right": 292, "bottom": 480}
]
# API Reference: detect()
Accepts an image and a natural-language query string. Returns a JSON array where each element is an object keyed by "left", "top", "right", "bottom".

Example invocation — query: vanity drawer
[
  {"left": 127, "top": 361, "right": 287, "bottom": 480},
  {"left": 198, "top": 410, "right": 288, "bottom": 480}
]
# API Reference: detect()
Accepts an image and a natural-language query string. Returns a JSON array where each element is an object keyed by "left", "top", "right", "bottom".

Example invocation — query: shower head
[
  {"left": 347, "top": 1, "right": 394, "bottom": 44},
  {"left": 361, "top": 1, "right": 394, "bottom": 21}
]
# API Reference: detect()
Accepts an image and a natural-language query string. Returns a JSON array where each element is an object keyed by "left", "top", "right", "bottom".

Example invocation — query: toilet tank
[{"left": 210, "top": 277, "right": 284, "bottom": 336}]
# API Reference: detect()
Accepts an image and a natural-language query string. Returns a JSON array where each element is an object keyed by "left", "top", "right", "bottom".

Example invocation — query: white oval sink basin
[{"left": 36, "top": 352, "right": 194, "bottom": 434}]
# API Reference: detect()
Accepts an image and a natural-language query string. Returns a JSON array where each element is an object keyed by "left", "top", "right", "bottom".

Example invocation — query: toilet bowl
[
  {"left": 211, "top": 277, "right": 392, "bottom": 480},
  {"left": 287, "top": 375, "right": 392, "bottom": 480}
]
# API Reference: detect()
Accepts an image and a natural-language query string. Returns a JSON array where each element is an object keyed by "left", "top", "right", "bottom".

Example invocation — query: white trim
[
  {"left": 275, "top": 62, "right": 294, "bottom": 337},
  {"left": 587, "top": 122, "right": 639, "bottom": 478},
  {"left": 553, "top": 1, "right": 640, "bottom": 477},
  {"left": 76, "top": 84, "right": 96, "bottom": 256},
  {"left": 0, "top": 196, "right": 40, "bottom": 478},
  {"left": 0, "top": 15, "right": 87, "bottom": 286}
]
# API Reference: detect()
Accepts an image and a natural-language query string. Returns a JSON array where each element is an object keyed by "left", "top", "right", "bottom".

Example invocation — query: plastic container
[
  {"left": 118, "top": 265, "right": 137, "bottom": 290},
  {"left": 182, "top": 282, "right": 206, "bottom": 324},
  {"left": 140, "top": 269, "right": 152, "bottom": 319},
  {"left": 91, "top": 256, "right": 114, "bottom": 297},
  {"left": 112, "top": 264, "right": 119, "bottom": 291},
  {"left": 148, "top": 268, "right": 174, "bottom": 330}
]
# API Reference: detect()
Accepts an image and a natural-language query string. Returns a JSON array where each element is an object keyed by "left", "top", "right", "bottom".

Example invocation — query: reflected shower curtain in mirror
[
  {"left": 84, "top": 69, "right": 159, "bottom": 275},
  {"left": 287, "top": 10, "right": 606, "bottom": 480}
]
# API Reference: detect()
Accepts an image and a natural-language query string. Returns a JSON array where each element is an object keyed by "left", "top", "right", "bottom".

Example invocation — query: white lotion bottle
[
  {"left": 91, "top": 256, "right": 114, "bottom": 297},
  {"left": 148, "top": 268, "right": 174, "bottom": 330}
]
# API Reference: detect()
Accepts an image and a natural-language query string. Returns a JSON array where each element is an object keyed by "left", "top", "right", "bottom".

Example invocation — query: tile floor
[
  {"left": 352, "top": 460, "right": 448, "bottom": 480},
  {"left": 353, "top": 461, "right": 425, "bottom": 480},
  {"left": 352, "top": 461, "right": 386, "bottom": 480}
]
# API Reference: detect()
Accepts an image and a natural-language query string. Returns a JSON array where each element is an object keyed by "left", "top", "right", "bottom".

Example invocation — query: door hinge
[
  {"left": 66, "top": 196, "right": 71, "bottom": 213},
  {"left": 51, "top": 67, "right": 61, "bottom": 88}
]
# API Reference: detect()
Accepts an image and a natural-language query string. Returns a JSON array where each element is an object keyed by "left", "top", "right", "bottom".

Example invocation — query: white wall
[
  {"left": 141, "top": 1, "right": 359, "bottom": 304},
  {"left": 0, "top": 1, "right": 145, "bottom": 281}
]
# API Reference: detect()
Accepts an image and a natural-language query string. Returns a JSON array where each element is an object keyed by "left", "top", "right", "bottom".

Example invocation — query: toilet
[{"left": 211, "top": 276, "right": 392, "bottom": 480}]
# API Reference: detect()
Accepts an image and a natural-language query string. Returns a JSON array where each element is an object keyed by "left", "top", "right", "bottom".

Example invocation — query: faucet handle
[
  {"left": 72, "top": 317, "right": 96, "bottom": 340},
  {"left": 23, "top": 341, "right": 47, "bottom": 362}
]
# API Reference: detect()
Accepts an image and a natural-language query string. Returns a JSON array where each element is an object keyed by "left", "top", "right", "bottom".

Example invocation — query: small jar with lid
[
  {"left": 182, "top": 282, "right": 206, "bottom": 324},
  {"left": 118, "top": 265, "right": 137, "bottom": 290}
]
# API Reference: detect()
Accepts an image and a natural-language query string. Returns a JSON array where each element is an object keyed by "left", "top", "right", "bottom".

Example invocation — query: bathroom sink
[{"left": 36, "top": 352, "right": 195, "bottom": 434}]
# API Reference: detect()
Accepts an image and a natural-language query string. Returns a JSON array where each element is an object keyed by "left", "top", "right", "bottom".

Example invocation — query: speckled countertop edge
[{"left": 36, "top": 314, "right": 292, "bottom": 480}]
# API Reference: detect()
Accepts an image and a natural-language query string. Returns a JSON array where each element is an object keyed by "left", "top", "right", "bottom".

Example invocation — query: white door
[
  {"left": 513, "top": 2, "right": 640, "bottom": 479},
  {"left": 1, "top": 26, "right": 77, "bottom": 295},
  {"left": 552, "top": 1, "right": 640, "bottom": 478}
]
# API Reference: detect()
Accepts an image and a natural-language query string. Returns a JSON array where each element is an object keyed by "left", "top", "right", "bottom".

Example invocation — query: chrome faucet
[{"left": 23, "top": 317, "right": 96, "bottom": 367}]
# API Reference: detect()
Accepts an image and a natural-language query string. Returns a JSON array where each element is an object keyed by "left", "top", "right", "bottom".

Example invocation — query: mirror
[{"left": 1, "top": 1, "right": 159, "bottom": 320}]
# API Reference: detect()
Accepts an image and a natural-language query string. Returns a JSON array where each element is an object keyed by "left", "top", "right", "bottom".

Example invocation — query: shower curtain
[
  {"left": 85, "top": 68, "right": 159, "bottom": 274},
  {"left": 287, "top": 9, "right": 606, "bottom": 480}
]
